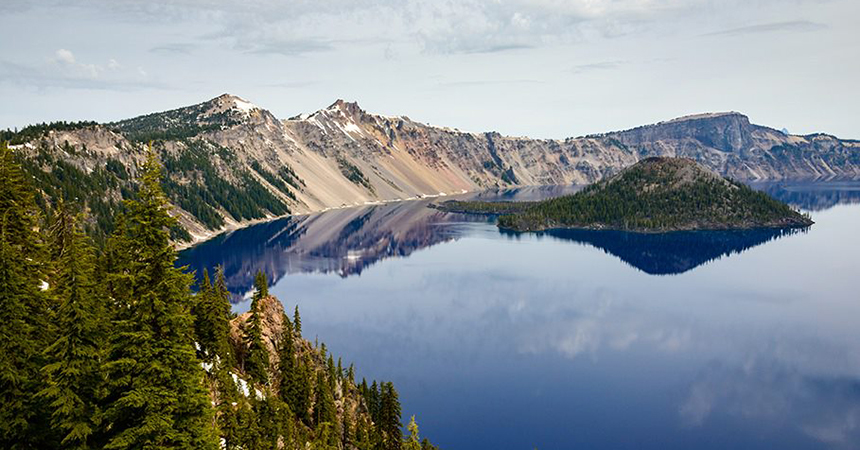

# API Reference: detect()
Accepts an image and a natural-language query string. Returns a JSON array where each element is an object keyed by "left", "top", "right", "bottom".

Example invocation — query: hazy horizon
[{"left": 2, "top": 0, "right": 858, "bottom": 139}]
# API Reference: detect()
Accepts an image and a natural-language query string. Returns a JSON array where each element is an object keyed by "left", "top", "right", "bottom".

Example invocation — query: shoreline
[
  {"left": 497, "top": 221, "right": 814, "bottom": 235},
  {"left": 174, "top": 188, "right": 473, "bottom": 251}
]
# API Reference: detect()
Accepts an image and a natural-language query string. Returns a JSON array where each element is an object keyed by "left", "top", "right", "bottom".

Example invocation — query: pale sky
[{"left": 1, "top": 0, "right": 858, "bottom": 139}]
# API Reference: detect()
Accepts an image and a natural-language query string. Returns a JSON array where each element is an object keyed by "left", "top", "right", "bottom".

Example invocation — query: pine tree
[
  {"left": 294, "top": 304, "right": 302, "bottom": 335},
  {"left": 212, "top": 266, "right": 235, "bottom": 367},
  {"left": 293, "top": 355, "right": 313, "bottom": 425},
  {"left": 368, "top": 381, "right": 381, "bottom": 424},
  {"left": 254, "top": 269, "right": 268, "bottom": 298},
  {"left": 193, "top": 268, "right": 214, "bottom": 352},
  {"left": 193, "top": 266, "right": 233, "bottom": 365},
  {"left": 403, "top": 416, "right": 421, "bottom": 450},
  {"left": 313, "top": 371, "right": 337, "bottom": 446},
  {"left": 278, "top": 317, "right": 313, "bottom": 426},
  {"left": 342, "top": 408, "right": 354, "bottom": 448},
  {"left": 0, "top": 141, "right": 53, "bottom": 448},
  {"left": 254, "top": 394, "right": 292, "bottom": 450},
  {"left": 100, "top": 148, "right": 218, "bottom": 449},
  {"left": 233, "top": 397, "right": 262, "bottom": 450},
  {"left": 39, "top": 205, "right": 106, "bottom": 449},
  {"left": 244, "top": 269, "right": 270, "bottom": 384},
  {"left": 354, "top": 416, "right": 373, "bottom": 450},
  {"left": 379, "top": 382, "right": 402, "bottom": 450},
  {"left": 277, "top": 312, "right": 295, "bottom": 400},
  {"left": 101, "top": 211, "right": 132, "bottom": 315},
  {"left": 327, "top": 354, "right": 337, "bottom": 389},
  {"left": 214, "top": 366, "right": 242, "bottom": 450}
]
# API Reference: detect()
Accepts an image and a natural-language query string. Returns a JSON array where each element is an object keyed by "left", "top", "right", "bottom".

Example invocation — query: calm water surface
[{"left": 179, "top": 182, "right": 860, "bottom": 450}]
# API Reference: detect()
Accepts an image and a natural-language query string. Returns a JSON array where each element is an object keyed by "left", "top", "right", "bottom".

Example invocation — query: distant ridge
[{"left": 4, "top": 94, "right": 855, "bottom": 246}]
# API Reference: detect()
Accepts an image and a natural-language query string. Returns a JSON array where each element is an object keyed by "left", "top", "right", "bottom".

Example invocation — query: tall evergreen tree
[
  {"left": 313, "top": 371, "right": 338, "bottom": 447},
  {"left": 278, "top": 318, "right": 313, "bottom": 426},
  {"left": 253, "top": 269, "right": 268, "bottom": 298},
  {"left": 232, "top": 397, "right": 262, "bottom": 450},
  {"left": 0, "top": 141, "right": 53, "bottom": 448},
  {"left": 193, "top": 266, "right": 233, "bottom": 365},
  {"left": 294, "top": 355, "right": 313, "bottom": 426},
  {"left": 212, "top": 266, "right": 235, "bottom": 366},
  {"left": 193, "top": 268, "right": 214, "bottom": 350},
  {"left": 213, "top": 365, "right": 242, "bottom": 450},
  {"left": 100, "top": 148, "right": 218, "bottom": 449},
  {"left": 293, "top": 304, "right": 302, "bottom": 335},
  {"left": 342, "top": 408, "right": 354, "bottom": 448},
  {"left": 379, "top": 382, "right": 403, "bottom": 450},
  {"left": 403, "top": 416, "right": 421, "bottom": 450},
  {"left": 368, "top": 381, "right": 381, "bottom": 424},
  {"left": 313, "top": 371, "right": 336, "bottom": 427},
  {"left": 264, "top": 393, "right": 295, "bottom": 449},
  {"left": 101, "top": 211, "right": 132, "bottom": 315},
  {"left": 244, "top": 269, "right": 270, "bottom": 384},
  {"left": 353, "top": 414, "right": 375, "bottom": 450},
  {"left": 39, "top": 205, "right": 106, "bottom": 449},
  {"left": 327, "top": 354, "right": 337, "bottom": 389},
  {"left": 277, "top": 313, "right": 295, "bottom": 401}
]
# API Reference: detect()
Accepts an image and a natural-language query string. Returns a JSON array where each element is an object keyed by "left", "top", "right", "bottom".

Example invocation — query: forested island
[
  {"left": 0, "top": 141, "right": 437, "bottom": 450},
  {"left": 436, "top": 157, "right": 813, "bottom": 232}
]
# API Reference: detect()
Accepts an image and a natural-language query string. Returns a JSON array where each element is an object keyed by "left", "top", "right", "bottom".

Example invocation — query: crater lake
[{"left": 178, "top": 181, "right": 860, "bottom": 450}]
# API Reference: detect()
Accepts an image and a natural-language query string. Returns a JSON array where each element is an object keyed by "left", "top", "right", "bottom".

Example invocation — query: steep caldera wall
[{"left": 8, "top": 94, "right": 858, "bottom": 246}]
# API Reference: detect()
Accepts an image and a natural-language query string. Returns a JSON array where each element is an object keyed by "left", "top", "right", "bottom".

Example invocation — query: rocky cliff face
[
  {"left": 224, "top": 294, "right": 375, "bottom": 444},
  {"left": 8, "top": 94, "right": 859, "bottom": 246},
  {"left": 606, "top": 112, "right": 859, "bottom": 180}
]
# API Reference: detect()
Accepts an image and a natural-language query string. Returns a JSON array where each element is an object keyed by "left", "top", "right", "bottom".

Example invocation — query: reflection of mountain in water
[
  {"left": 751, "top": 180, "right": 860, "bottom": 211},
  {"left": 177, "top": 199, "right": 486, "bottom": 301},
  {"left": 519, "top": 227, "right": 804, "bottom": 275},
  {"left": 177, "top": 181, "right": 848, "bottom": 297}
]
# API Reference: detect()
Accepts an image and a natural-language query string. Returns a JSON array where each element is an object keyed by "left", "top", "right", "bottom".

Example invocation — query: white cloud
[
  {"left": 23, "top": 0, "right": 828, "bottom": 56},
  {"left": 0, "top": 49, "right": 163, "bottom": 92},
  {"left": 54, "top": 48, "right": 76, "bottom": 64},
  {"left": 1, "top": 0, "right": 857, "bottom": 138}
]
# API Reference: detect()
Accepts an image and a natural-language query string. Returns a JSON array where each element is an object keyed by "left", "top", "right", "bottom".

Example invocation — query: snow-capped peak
[{"left": 209, "top": 93, "right": 259, "bottom": 116}]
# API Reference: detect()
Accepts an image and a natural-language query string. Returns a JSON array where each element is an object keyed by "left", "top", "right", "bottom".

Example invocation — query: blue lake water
[{"left": 179, "top": 181, "right": 860, "bottom": 450}]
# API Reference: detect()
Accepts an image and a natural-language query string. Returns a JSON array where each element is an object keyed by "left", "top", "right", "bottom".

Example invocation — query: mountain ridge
[{"left": 4, "top": 94, "right": 857, "bottom": 247}]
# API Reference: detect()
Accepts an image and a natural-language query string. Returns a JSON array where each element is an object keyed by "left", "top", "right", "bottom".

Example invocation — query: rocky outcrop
[
  {"left": 228, "top": 294, "right": 368, "bottom": 424},
  {"left": 230, "top": 295, "right": 288, "bottom": 368},
  {"left": 10, "top": 94, "right": 859, "bottom": 246}
]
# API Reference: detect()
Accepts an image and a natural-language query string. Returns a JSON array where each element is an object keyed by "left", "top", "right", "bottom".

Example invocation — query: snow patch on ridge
[
  {"left": 343, "top": 122, "right": 362, "bottom": 134},
  {"left": 233, "top": 98, "right": 258, "bottom": 113}
]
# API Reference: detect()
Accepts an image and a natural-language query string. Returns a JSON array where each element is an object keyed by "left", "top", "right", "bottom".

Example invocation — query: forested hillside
[{"left": 0, "top": 141, "right": 437, "bottom": 450}]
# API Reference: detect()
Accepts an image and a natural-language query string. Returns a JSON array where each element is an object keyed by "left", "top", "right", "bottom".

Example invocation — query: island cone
[{"left": 439, "top": 157, "right": 814, "bottom": 232}]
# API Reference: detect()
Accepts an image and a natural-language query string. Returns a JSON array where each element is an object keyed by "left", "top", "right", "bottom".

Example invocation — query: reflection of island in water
[{"left": 505, "top": 227, "right": 804, "bottom": 275}]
